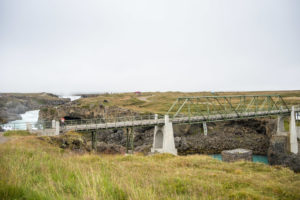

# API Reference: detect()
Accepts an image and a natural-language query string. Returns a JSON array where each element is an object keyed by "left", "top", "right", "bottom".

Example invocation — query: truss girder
[{"left": 167, "top": 95, "right": 290, "bottom": 120}]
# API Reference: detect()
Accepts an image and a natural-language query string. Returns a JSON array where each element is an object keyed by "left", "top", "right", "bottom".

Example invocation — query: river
[
  {"left": 211, "top": 154, "right": 269, "bottom": 164},
  {"left": 2, "top": 95, "right": 81, "bottom": 130}
]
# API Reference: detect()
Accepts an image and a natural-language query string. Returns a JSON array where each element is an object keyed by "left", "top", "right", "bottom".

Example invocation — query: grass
[
  {"left": 0, "top": 137, "right": 300, "bottom": 200},
  {"left": 3, "top": 130, "right": 31, "bottom": 137},
  {"left": 76, "top": 91, "right": 300, "bottom": 115}
]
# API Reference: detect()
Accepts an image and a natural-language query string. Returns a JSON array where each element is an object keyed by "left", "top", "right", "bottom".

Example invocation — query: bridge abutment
[{"left": 151, "top": 115, "right": 177, "bottom": 155}]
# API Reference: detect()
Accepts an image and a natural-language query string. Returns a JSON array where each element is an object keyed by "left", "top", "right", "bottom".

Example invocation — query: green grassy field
[
  {"left": 77, "top": 91, "right": 300, "bottom": 115},
  {"left": 0, "top": 136, "right": 299, "bottom": 200}
]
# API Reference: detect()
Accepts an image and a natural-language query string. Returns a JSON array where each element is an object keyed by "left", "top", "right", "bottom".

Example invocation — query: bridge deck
[{"left": 65, "top": 108, "right": 297, "bottom": 131}]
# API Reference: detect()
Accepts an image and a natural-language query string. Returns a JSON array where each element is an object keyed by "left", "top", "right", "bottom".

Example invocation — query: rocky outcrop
[
  {"left": 39, "top": 102, "right": 139, "bottom": 121},
  {"left": 87, "top": 119, "right": 275, "bottom": 155},
  {"left": 174, "top": 119, "right": 273, "bottom": 155},
  {"left": 0, "top": 93, "right": 70, "bottom": 123},
  {"left": 96, "top": 142, "right": 126, "bottom": 154},
  {"left": 39, "top": 131, "right": 126, "bottom": 154},
  {"left": 268, "top": 136, "right": 300, "bottom": 172},
  {"left": 38, "top": 132, "right": 88, "bottom": 154}
]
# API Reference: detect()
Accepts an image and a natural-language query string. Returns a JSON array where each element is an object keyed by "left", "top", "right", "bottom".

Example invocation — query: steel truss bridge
[
  {"left": 62, "top": 95, "right": 299, "bottom": 131},
  {"left": 2, "top": 95, "right": 299, "bottom": 132}
]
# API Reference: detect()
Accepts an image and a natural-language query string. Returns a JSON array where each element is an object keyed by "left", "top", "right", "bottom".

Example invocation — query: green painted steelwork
[{"left": 167, "top": 95, "right": 290, "bottom": 119}]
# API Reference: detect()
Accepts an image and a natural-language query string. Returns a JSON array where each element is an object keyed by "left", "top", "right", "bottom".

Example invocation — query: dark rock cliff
[
  {"left": 39, "top": 102, "right": 139, "bottom": 122},
  {"left": 87, "top": 118, "right": 276, "bottom": 156}
]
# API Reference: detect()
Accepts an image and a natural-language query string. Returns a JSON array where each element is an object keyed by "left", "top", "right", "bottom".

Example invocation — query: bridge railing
[
  {"left": 0, "top": 120, "right": 53, "bottom": 131},
  {"left": 62, "top": 114, "right": 165, "bottom": 127}
]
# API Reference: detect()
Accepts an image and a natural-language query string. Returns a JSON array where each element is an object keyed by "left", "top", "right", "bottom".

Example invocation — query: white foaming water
[
  {"left": 2, "top": 110, "right": 40, "bottom": 130},
  {"left": 2, "top": 96, "right": 81, "bottom": 130},
  {"left": 60, "top": 95, "right": 81, "bottom": 101}
]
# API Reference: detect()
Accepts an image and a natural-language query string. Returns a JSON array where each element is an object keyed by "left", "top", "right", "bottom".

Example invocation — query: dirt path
[
  {"left": 0, "top": 133, "right": 9, "bottom": 144},
  {"left": 137, "top": 95, "right": 153, "bottom": 102}
]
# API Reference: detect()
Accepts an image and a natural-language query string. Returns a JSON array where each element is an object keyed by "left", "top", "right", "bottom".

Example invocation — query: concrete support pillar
[
  {"left": 154, "top": 114, "right": 158, "bottom": 121},
  {"left": 203, "top": 122, "right": 208, "bottom": 136},
  {"left": 52, "top": 120, "right": 56, "bottom": 129},
  {"left": 277, "top": 116, "right": 285, "bottom": 134},
  {"left": 55, "top": 121, "right": 60, "bottom": 136},
  {"left": 289, "top": 106, "right": 298, "bottom": 154},
  {"left": 152, "top": 114, "right": 159, "bottom": 151},
  {"left": 125, "top": 128, "right": 134, "bottom": 154},
  {"left": 26, "top": 123, "right": 32, "bottom": 132},
  {"left": 91, "top": 131, "right": 97, "bottom": 150},
  {"left": 151, "top": 115, "right": 177, "bottom": 155},
  {"left": 296, "top": 111, "right": 300, "bottom": 139}
]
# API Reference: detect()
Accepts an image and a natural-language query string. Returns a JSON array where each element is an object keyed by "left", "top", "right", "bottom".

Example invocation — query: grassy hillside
[
  {"left": 0, "top": 136, "right": 299, "bottom": 200},
  {"left": 76, "top": 91, "right": 300, "bottom": 115}
]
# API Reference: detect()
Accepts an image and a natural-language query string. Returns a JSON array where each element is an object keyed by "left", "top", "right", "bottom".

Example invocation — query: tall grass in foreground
[{"left": 0, "top": 137, "right": 300, "bottom": 200}]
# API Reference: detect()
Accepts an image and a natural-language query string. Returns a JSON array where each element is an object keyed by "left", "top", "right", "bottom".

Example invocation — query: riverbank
[{"left": 0, "top": 136, "right": 299, "bottom": 200}]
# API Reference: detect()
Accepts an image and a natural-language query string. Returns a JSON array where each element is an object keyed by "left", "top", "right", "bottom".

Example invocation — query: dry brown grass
[{"left": 0, "top": 136, "right": 300, "bottom": 200}]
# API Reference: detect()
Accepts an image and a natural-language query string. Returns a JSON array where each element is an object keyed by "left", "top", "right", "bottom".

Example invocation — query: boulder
[
  {"left": 221, "top": 148, "right": 253, "bottom": 162},
  {"left": 96, "top": 142, "right": 126, "bottom": 154}
]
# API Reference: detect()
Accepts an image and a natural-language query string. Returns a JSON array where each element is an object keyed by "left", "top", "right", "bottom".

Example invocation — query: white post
[
  {"left": 290, "top": 106, "right": 298, "bottom": 154},
  {"left": 203, "top": 122, "right": 208, "bottom": 136},
  {"left": 152, "top": 114, "right": 159, "bottom": 149},
  {"left": 296, "top": 111, "right": 300, "bottom": 139},
  {"left": 52, "top": 120, "right": 56, "bottom": 129},
  {"left": 277, "top": 116, "right": 285, "bottom": 133},
  {"left": 55, "top": 121, "right": 60, "bottom": 136},
  {"left": 26, "top": 123, "right": 32, "bottom": 132}
]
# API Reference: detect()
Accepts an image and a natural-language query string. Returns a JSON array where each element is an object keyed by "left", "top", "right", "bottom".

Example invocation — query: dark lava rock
[
  {"left": 96, "top": 142, "right": 126, "bottom": 154},
  {"left": 39, "top": 132, "right": 88, "bottom": 154},
  {"left": 268, "top": 136, "right": 300, "bottom": 172},
  {"left": 83, "top": 119, "right": 275, "bottom": 156}
]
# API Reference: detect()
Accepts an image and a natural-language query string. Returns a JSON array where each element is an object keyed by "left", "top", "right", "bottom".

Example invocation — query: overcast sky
[{"left": 0, "top": 0, "right": 299, "bottom": 94}]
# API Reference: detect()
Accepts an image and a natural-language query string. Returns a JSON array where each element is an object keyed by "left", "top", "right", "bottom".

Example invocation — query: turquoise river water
[{"left": 211, "top": 154, "right": 269, "bottom": 164}]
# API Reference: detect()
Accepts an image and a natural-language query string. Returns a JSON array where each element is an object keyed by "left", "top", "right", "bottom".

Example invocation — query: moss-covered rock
[{"left": 38, "top": 131, "right": 88, "bottom": 153}]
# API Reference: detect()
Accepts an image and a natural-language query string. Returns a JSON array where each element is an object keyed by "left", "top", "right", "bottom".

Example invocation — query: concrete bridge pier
[
  {"left": 151, "top": 115, "right": 177, "bottom": 155},
  {"left": 125, "top": 127, "right": 135, "bottom": 154},
  {"left": 276, "top": 115, "right": 285, "bottom": 134},
  {"left": 290, "top": 106, "right": 298, "bottom": 154},
  {"left": 203, "top": 122, "right": 208, "bottom": 136}
]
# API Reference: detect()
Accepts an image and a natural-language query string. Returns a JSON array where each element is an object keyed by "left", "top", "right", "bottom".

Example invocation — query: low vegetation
[
  {"left": 3, "top": 130, "right": 31, "bottom": 137},
  {"left": 0, "top": 136, "right": 300, "bottom": 200}
]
